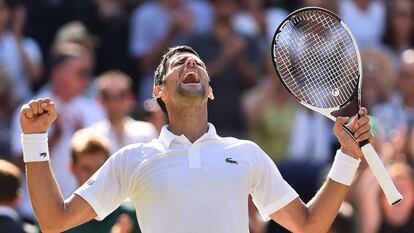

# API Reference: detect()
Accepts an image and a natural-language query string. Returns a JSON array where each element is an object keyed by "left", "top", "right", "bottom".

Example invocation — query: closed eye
[{"left": 170, "top": 57, "right": 206, "bottom": 69}]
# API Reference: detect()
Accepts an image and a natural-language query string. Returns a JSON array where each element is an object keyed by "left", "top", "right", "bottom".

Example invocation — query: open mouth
[{"left": 182, "top": 71, "right": 200, "bottom": 84}]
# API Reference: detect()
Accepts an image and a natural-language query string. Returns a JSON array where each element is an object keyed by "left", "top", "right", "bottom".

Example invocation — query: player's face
[
  {"left": 71, "top": 152, "right": 107, "bottom": 186},
  {"left": 155, "top": 52, "right": 213, "bottom": 104}
]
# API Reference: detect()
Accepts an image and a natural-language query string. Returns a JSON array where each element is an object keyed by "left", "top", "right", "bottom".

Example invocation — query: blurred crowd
[{"left": 0, "top": 0, "right": 413, "bottom": 232}]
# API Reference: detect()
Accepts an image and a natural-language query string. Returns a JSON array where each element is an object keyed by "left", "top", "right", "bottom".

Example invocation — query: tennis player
[{"left": 20, "top": 46, "right": 372, "bottom": 233}]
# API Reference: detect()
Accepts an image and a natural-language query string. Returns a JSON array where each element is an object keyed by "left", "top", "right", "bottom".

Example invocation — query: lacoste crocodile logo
[
  {"left": 225, "top": 158, "right": 238, "bottom": 164},
  {"left": 39, "top": 152, "right": 47, "bottom": 158}
]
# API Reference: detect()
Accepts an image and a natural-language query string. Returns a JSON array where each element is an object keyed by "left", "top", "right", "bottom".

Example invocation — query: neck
[{"left": 167, "top": 103, "right": 209, "bottom": 143}]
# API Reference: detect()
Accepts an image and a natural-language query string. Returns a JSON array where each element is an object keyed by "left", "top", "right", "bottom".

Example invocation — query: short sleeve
[
  {"left": 74, "top": 149, "right": 132, "bottom": 221},
  {"left": 245, "top": 142, "right": 299, "bottom": 221}
]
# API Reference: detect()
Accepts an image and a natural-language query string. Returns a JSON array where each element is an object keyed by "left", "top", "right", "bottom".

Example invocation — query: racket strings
[{"left": 274, "top": 10, "right": 359, "bottom": 109}]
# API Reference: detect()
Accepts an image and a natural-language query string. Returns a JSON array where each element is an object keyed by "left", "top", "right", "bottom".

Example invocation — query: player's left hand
[{"left": 333, "top": 107, "right": 373, "bottom": 159}]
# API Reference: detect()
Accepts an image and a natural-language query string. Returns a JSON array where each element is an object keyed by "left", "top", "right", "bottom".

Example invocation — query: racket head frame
[{"left": 271, "top": 7, "right": 364, "bottom": 124}]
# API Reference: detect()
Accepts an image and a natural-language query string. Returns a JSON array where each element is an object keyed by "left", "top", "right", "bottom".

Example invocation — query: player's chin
[{"left": 177, "top": 83, "right": 206, "bottom": 97}]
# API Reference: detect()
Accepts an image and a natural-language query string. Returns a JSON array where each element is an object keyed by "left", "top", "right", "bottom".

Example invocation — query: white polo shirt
[{"left": 75, "top": 123, "right": 298, "bottom": 233}]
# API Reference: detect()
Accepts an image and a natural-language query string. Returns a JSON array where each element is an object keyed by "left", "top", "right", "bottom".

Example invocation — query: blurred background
[{"left": 0, "top": 0, "right": 413, "bottom": 233}]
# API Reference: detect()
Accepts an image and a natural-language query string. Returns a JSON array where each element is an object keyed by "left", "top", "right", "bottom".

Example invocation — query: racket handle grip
[
  {"left": 361, "top": 143, "right": 403, "bottom": 205},
  {"left": 358, "top": 139, "right": 369, "bottom": 147}
]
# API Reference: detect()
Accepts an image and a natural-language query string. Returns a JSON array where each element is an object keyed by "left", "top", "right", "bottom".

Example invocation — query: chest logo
[{"left": 225, "top": 158, "right": 238, "bottom": 164}]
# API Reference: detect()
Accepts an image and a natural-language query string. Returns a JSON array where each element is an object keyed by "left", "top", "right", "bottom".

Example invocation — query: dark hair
[
  {"left": 0, "top": 160, "right": 21, "bottom": 204},
  {"left": 154, "top": 45, "right": 200, "bottom": 115}
]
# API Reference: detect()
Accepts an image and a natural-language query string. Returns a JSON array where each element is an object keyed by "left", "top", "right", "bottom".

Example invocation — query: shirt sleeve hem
[
  {"left": 74, "top": 189, "right": 108, "bottom": 221},
  {"left": 259, "top": 192, "right": 299, "bottom": 222}
]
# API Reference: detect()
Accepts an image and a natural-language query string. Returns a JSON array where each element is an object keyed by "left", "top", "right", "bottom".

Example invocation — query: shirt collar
[
  {"left": 159, "top": 123, "right": 218, "bottom": 147},
  {"left": 0, "top": 206, "right": 19, "bottom": 221}
]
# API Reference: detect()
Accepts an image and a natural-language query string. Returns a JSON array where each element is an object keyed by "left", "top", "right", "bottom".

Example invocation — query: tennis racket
[{"left": 271, "top": 7, "right": 403, "bottom": 205}]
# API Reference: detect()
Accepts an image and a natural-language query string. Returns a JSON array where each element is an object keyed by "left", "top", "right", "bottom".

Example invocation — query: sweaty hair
[
  {"left": 0, "top": 160, "right": 21, "bottom": 204},
  {"left": 153, "top": 45, "right": 200, "bottom": 115},
  {"left": 71, "top": 129, "right": 110, "bottom": 165}
]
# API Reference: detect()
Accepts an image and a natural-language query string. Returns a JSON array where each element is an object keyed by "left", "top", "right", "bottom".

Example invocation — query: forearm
[
  {"left": 302, "top": 150, "right": 360, "bottom": 232},
  {"left": 272, "top": 150, "right": 360, "bottom": 233},
  {"left": 303, "top": 179, "right": 349, "bottom": 233},
  {"left": 26, "top": 161, "right": 67, "bottom": 232},
  {"left": 21, "top": 99, "right": 96, "bottom": 232}
]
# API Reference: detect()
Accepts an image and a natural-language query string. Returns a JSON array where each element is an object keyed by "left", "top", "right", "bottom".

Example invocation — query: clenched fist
[
  {"left": 333, "top": 107, "right": 373, "bottom": 159},
  {"left": 20, "top": 98, "right": 57, "bottom": 134}
]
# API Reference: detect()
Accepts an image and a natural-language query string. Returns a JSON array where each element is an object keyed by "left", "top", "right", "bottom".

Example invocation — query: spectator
[
  {"left": 287, "top": 109, "right": 333, "bottom": 163},
  {"left": 54, "top": 21, "right": 97, "bottom": 63},
  {"left": 382, "top": 0, "right": 414, "bottom": 67},
  {"left": 129, "top": 0, "right": 213, "bottom": 102},
  {"left": 372, "top": 49, "right": 414, "bottom": 139},
  {"left": 360, "top": 49, "right": 396, "bottom": 110},
  {"left": 0, "top": 68, "right": 17, "bottom": 157},
  {"left": 91, "top": 0, "right": 132, "bottom": 74},
  {"left": 301, "top": 0, "right": 338, "bottom": 13},
  {"left": 87, "top": 70, "right": 158, "bottom": 154},
  {"left": 0, "top": 160, "right": 28, "bottom": 233},
  {"left": 59, "top": 129, "right": 141, "bottom": 233},
  {"left": 243, "top": 57, "right": 297, "bottom": 161},
  {"left": 188, "top": 0, "right": 260, "bottom": 138},
  {"left": 338, "top": 0, "right": 385, "bottom": 48},
  {"left": 0, "top": 0, "right": 43, "bottom": 103},
  {"left": 11, "top": 42, "right": 105, "bottom": 220},
  {"left": 232, "top": 0, "right": 288, "bottom": 51},
  {"left": 357, "top": 162, "right": 414, "bottom": 233}
]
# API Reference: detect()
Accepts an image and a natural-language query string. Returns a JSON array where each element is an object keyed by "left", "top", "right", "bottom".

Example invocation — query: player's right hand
[{"left": 20, "top": 98, "right": 57, "bottom": 134}]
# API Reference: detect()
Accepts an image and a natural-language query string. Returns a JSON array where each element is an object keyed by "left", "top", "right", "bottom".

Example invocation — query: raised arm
[
  {"left": 20, "top": 98, "right": 96, "bottom": 233},
  {"left": 270, "top": 109, "right": 372, "bottom": 233}
]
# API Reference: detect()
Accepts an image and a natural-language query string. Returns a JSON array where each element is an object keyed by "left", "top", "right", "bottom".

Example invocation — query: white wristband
[
  {"left": 21, "top": 134, "right": 50, "bottom": 163},
  {"left": 328, "top": 150, "right": 361, "bottom": 186}
]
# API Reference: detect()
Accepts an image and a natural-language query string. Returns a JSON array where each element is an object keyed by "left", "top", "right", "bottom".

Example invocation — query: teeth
[{"left": 183, "top": 71, "right": 199, "bottom": 83}]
